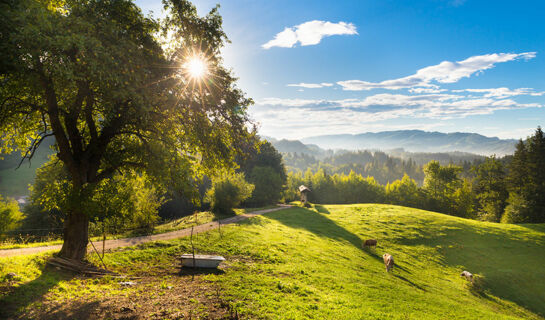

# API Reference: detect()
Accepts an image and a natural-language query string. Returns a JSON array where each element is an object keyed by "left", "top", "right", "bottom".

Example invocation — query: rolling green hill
[
  {"left": 1, "top": 204, "right": 544, "bottom": 319},
  {"left": 188, "top": 204, "right": 545, "bottom": 319}
]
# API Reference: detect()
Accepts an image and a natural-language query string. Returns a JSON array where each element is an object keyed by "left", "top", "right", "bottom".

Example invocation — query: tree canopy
[
  {"left": 505, "top": 127, "right": 545, "bottom": 223},
  {"left": 0, "top": 0, "right": 256, "bottom": 259}
]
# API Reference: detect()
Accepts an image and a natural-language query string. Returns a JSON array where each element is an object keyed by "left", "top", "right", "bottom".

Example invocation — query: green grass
[
  {"left": 0, "top": 238, "right": 64, "bottom": 250},
  {"left": 0, "top": 206, "right": 276, "bottom": 249},
  {"left": 1, "top": 204, "right": 544, "bottom": 319},
  {"left": 152, "top": 206, "right": 275, "bottom": 235}
]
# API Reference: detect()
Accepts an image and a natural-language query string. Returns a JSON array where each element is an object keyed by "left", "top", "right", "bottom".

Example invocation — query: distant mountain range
[{"left": 293, "top": 130, "right": 518, "bottom": 156}]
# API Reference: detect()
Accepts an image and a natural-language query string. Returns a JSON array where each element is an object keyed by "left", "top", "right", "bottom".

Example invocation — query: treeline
[
  {"left": 282, "top": 149, "right": 483, "bottom": 185},
  {"left": 1, "top": 140, "right": 288, "bottom": 240},
  {"left": 2, "top": 129, "right": 543, "bottom": 242},
  {"left": 284, "top": 127, "right": 545, "bottom": 224},
  {"left": 283, "top": 165, "right": 472, "bottom": 218}
]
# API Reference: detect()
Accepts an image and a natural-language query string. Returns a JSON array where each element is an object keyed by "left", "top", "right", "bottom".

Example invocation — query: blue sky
[{"left": 135, "top": 0, "right": 545, "bottom": 140}]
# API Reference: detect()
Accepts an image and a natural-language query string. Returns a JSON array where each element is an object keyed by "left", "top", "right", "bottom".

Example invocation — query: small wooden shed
[{"left": 298, "top": 185, "right": 311, "bottom": 204}]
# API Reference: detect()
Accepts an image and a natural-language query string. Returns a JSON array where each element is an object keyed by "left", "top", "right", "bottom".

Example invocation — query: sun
[{"left": 185, "top": 57, "right": 207, "bottom": 79}]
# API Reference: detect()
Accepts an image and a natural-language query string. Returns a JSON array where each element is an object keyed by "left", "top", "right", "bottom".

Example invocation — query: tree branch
[
  {"left": 16, "top": 132, "right": 54, "bottom": 169},
  {"left": 63, "top": 81, "right": 87, "bottom": 157},
  {"left": 36, "top": 61, "right": 79, "bottom": 183},
  {"left": 84, "top": 93, "right": 98, "bottom": 142}
]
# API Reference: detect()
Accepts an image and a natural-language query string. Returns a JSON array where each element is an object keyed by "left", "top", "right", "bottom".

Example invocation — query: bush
[
  {"left": 0, "top": 195, "right": 24, "bottom": 235},
  {"left": 245, "top": 166, "right": 283, "bottom": 206},
  {"left": 206, "top": 172, "right": 254, "bottom": 214}
]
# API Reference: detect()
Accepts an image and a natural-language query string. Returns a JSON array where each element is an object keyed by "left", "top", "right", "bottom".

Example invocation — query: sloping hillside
[
  {"left": 1, "top": 204, "right": 544, "bottom": 319},
  {"left": 196, "top": 204, "right": 544, "bottom": 319}
]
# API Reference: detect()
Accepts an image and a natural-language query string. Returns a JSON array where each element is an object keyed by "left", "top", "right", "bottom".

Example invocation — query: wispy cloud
[
  {"left": 452, "top": 87, "right": 545, "bottom": 99},
  {"left": 262, "top": 20, "right": 357, "bottom": 49},
  {"left": 408, "top": 88, "right": 447, "bottom": 94},
  {"left": 337, "top": 52, "right": 537, "bottom": 90},
  {"left": 287, "top": 82, "right": 334, "bottom": 89},
  {"left": 252, "top": 89, "right": 544, "bottom": 139},
  {"left": 256, "top": 93, "right": 541, "bottom": 129}
]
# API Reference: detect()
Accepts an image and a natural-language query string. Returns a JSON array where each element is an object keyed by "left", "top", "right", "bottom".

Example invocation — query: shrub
[
  {"left": 0, "top": 196, "right": 24, "bottom": 235},
  {"left": 206, "top": 172, "right": 254, "bottom": 214}
]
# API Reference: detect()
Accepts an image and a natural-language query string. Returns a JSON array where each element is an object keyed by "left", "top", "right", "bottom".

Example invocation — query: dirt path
[{"left": 0, "top": 206, "right": 291, "bottom": 258}]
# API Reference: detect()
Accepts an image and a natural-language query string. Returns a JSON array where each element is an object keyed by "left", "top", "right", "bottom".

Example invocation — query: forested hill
[
  {"left": 265, "top": 137, "right": 332, "bottom": 158},
  {"left": 300, "top": 130, "right": 517, "bottom": 156}
]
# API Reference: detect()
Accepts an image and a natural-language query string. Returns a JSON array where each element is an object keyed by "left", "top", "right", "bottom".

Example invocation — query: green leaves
[
  {"left": 1, "top": 0, "right": 256, "bottom": 258},
  {"left": 205, "top": 172, "right": 254, "bottom": 214},
  {"left": 504, "top": 127, "right": 545, "bottom": 223},
  {"left": 0, "top": 195, "right": 24, "bottom": 234},
  {"left": 1, "top": 0, "right": 255, "bottom": 205}
]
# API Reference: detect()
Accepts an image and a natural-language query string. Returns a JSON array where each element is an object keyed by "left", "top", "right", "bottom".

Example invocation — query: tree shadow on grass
[
  {"left": 264, "top": 207, "right": 362, "bottom": 249},
  {"left": 0, "top": 265, "right": 73, "bottom": 319},
  {"left": 393, "top": 274, "right": 426, "bottom": 291},
  {"left": 263, "top": 207, "right": 415, "bottom": 271},
  {"left": 313, "top": 204, "right": 330, "bottom": 214},
  {"left": 29, "top": 300, "right": 102, "bottom": 320},
  {"left": 516, "top": 223, "right": 545, "bottom": 234}
]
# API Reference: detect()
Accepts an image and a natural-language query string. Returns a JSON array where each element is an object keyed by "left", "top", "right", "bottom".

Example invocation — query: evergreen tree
[
  {"left": 525, "top": 127, "right": 545, "bottom": 222},
  {"left": 505, "top": 127, "right": 545, "bottom": 223}
]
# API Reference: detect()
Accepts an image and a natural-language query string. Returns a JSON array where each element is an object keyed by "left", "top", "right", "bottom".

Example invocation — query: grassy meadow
[
  {"left": 1, "top": 204, "right": 544, "bottom": 319},
  {"left": 0, "top": 206, "right": 274, "bottom": 250}
]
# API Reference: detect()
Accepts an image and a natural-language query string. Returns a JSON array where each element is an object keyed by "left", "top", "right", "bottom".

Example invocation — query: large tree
[
  {"left": 238, "top": 141, "right": 287, "bottom": 206},
  {"left": 472, "top": 156, "right": 508, "bottom": 222},
  {"left": 422, "top": 160, "right": 464, "bottom": 214},
  {"left": 0, "top": 0, "right": 255, "bottom": 260}
]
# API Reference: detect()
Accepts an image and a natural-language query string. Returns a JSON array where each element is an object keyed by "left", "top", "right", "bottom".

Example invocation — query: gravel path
[{"left": 0, "top": 206, "right": 291, "bottom": 257}]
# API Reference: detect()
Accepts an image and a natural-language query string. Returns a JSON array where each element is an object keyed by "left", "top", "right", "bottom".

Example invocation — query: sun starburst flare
[{"left": 185, "top": 56, "right": 208, "bottom": 79}]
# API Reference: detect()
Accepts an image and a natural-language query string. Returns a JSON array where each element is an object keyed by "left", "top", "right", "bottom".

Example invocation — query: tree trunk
[{"left": 59, "top": 211, "right": 89, "bottom": 260}]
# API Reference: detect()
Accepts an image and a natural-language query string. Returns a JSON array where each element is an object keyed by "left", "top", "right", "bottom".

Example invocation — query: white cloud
[
  {"left": 409, "top": 87, "right": 447, "bottom": 94},
  {"left": 452, "top": 87, "right": 545, "bottom": 99},
  {"left": 262, "top": 20, "right": 357, "bottom": 49},
  {"left": 251, "top": 89, "right": 545, "bottom": 139},
  {"left": 287, "top": 82, "right": 334, "bottom": 89},
  {"left": 256, "top": 93, "right": 541, "bottom": 130},
  {"left": 337, "top": 52, "right": 537, "bottom": 90},
  {"left": 262, "top": 28, "right": 298, "bottom": 49}
]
